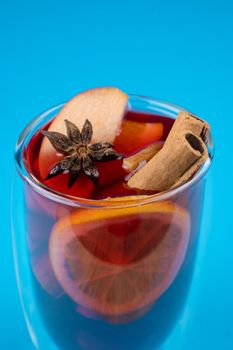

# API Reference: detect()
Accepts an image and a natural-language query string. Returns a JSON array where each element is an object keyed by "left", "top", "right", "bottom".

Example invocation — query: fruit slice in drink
[
  {"left": 114, "top": 119, "right": 163, "bottom": 154},
  {"left": 50, "top": 201, "right": 190, "bottom": 318},
  {"left": 39, "top": 87, "right": 128, "bottom": 180}
]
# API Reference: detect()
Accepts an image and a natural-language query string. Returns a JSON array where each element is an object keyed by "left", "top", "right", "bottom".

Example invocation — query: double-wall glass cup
[{"left": 12, "top": 95, "right": 214, "bottom": 350}]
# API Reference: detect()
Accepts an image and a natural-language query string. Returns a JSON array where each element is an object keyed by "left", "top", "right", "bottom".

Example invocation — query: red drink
[{"left": 23, "top": 108, "right": 205, "bottom": 350}]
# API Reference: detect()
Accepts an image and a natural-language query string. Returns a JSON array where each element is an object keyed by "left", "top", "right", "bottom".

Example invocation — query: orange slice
[
  {"left": 114, "top": 119, "right": 163, "bottom": 154},
  {"left": 50, "top": 201, "right": 190, "bottom": 318},
  {"left": 39, "top": 87, "right": 128, "bottom": 179}
]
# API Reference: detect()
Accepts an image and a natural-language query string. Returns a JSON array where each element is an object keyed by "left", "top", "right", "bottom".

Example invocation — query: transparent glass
[{"left": 12, "top": 95, "right": 214, "bottom": 350}]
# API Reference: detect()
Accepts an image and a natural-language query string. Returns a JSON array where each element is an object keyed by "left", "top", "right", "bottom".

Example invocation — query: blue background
[{"left": 1, "top": 0, "right": 232, "bottom": 349}]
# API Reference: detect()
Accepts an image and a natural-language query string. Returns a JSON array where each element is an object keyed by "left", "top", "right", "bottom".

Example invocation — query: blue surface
[{"left": 1, "top": 1, "right": 232, "bottom": 349}]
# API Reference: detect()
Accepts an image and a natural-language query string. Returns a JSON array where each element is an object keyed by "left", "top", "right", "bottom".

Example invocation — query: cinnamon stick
[
  {"left": 127, "top": 112, "right": 209, "bottom": 192},
  {"left": 169, "top": 111, "right": 210, "bottom": 143}
]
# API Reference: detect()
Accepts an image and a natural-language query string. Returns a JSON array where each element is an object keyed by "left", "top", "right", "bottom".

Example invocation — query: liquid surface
[{"left": 24, "top": 110, "right": 174, "bottom": 199}]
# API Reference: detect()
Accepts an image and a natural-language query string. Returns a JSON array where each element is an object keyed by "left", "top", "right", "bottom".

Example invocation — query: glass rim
[{"left": 15, "top": 94, "right": 214, "bottom": 209}]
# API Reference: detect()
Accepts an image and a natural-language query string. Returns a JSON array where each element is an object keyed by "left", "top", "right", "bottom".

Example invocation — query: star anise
[{"left": 42, "top": 119, "right": 123, "bottom": 188}]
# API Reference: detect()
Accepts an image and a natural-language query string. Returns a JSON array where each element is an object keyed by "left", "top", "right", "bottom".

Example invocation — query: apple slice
[{"left": 39, "top": 87, "right": 128, "bottom": 179}]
